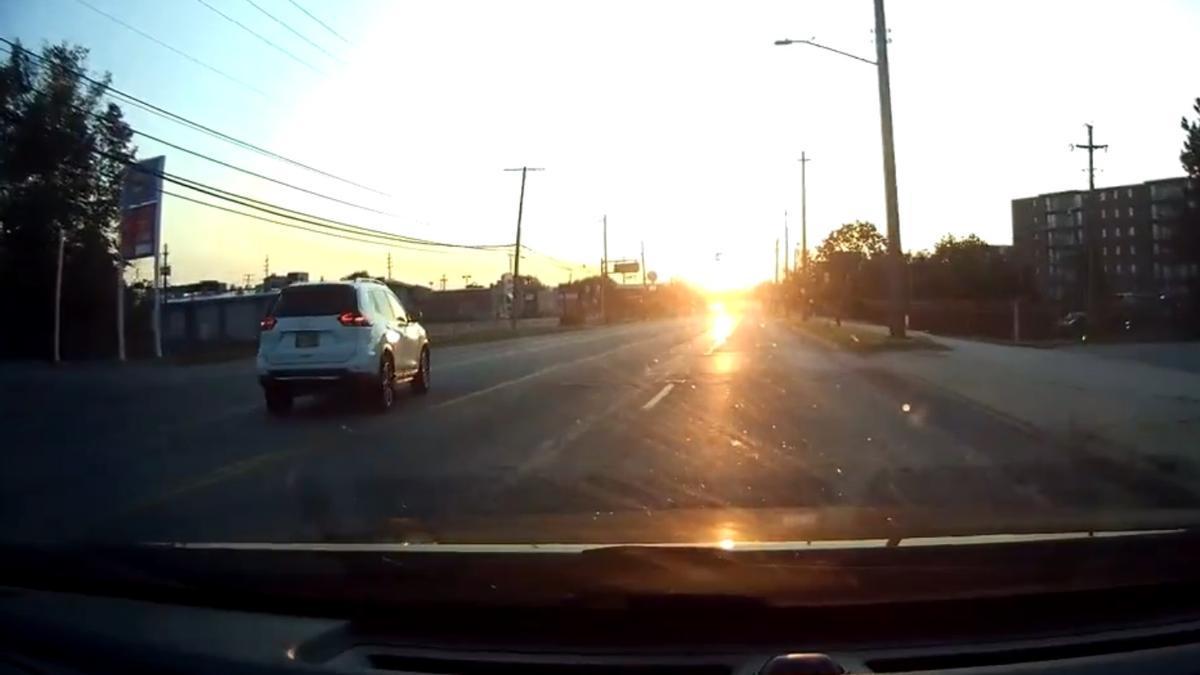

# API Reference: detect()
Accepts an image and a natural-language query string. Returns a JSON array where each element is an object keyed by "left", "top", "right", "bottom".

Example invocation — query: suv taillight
[
  {"left": 260, "top": 316, "right": 277, "bottom": 331},
  {"left": 338, "top": 311, "right": 371, "bottom": 327}
]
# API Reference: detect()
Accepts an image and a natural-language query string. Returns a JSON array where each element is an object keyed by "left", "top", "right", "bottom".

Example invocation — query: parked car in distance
[{"left": 256, "top": 280, "right": 430, "bottom": 415}]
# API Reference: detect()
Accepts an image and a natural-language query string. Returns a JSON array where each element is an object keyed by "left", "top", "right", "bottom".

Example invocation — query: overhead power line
[
  {"left": 243, "top": 0, "right": 343, "bottom": 64},
  {"left": 71, "top": 0, "right": 272, "bottom": 100},
  {"left": 194, "top": 0, "right": 324, "bottom": 74},
  {"left": 164, "top": 189, "right": 499, "bottom": 255},
  {"left": 0, "top": 37, "right": 389, "bottom": 197},
  {"left": 2, "top": 42, "right": 398, "bottom": 218},
  {"left": 130, "top": 126, "right": 400, "bottom": 218},
  {"left": 287, "top": 0, "right": 350, "bottom": 44},
  {"left": 130, "top": 156, "right": 512, "bottom": 251},
  {"left": 520, "top": 244, "right": 588, "bottom": 271},
  {"left": 160, "top": 168, "right": 509, "bottom": 250}
]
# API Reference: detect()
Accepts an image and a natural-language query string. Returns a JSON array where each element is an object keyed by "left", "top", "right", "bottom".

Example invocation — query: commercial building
[{"left": 1012, "top": 177, "right": 1198, "bottom": 307}]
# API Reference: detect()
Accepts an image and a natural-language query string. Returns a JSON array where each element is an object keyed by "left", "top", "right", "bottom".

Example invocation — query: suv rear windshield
[{"left": 272, "top": 285, "right": 357, "bottom": 317}]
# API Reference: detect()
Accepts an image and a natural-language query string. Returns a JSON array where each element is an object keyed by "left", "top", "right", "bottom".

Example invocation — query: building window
[
  {"left": 1128, "top": 226, "right": 1135, "bottom": 236},
  {"left": 1116, "top": 263, "right": 1124, "bottom": 275},
  {"left": 1131, "top": 263, "right": 1137, "bottom": 275},
  {"left": 1102, "top": 246, "right": 1108, "bottom": 256},
  {"left": 1101, "top": 209, "right": 1106, "bottom": 219},
  {"left": 1101, "top": 228, "right": 1107, "bottom": 238},
  {"left": 1130, "top": 245, "right": 1136, "bottom": 255},
  {"left": 1127, "top": 188, "right": 1134, "bottom": 198},
  {"left": 1113, "top": 208, "right": 1120, "bottom": 219},
  {"left": 1116, "top": 245, "right": 1122, "bottom": 255},
  {"left": 1100, "top": 191, "right": 1107, "bottom": 201},
  {"left": 1127, "top": 206, "right": 1134, "bottom": 217},
  {"left": 1154, "top": 243, "right": 1160, "bottom": 255}
]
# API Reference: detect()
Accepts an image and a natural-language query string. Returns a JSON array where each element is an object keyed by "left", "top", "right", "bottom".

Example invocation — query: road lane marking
[
  {"left": 429, "top": 330, "right": 691, "bottom": 411},
  {"left": 641, "top": 383, "right": 674, "bottom": 410},
  {"left": 108, "top": 446, "right": 304, "bottom": 520}
]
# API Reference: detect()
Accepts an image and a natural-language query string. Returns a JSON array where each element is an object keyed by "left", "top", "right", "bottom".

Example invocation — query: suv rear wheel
[
  {"left": 411, "top": 347, "right": 430, "bottom": 394},
  {"left": 370, "top": 357, "right": 396, "bottom": 413}
]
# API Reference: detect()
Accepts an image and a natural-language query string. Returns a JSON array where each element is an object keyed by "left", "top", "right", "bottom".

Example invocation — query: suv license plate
[{"left": 295, "top": 332, "right": 319, "bottom": 348}]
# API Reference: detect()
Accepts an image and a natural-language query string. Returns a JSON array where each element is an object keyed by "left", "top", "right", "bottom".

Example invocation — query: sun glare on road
[{"left": 707, "top": 302, "right": 739, "bottom": 351}]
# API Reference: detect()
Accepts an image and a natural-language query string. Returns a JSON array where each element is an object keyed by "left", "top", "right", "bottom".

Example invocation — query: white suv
[{"left": 256, "top": 280, "right": 430, "bottom": 415}]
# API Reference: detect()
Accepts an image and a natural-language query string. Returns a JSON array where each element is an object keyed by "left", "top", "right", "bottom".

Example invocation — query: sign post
[
  {"left": 116, "top": 253, "right": 125, "bottom": 361},
  {"left": 118, "top": 156, "right": 166, "bottom": 359}
]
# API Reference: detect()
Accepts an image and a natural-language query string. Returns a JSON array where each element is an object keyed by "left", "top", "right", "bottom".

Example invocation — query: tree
[
  {"left": 1178, "top": 98, "right": 1200, "bottom": 327},
  {"left": 1181, "top": 97, "right": 1200, "bottom": 180},
  {"left": 814, "top": 220, "right": 887, "bottom": 262},
  {"left": 0, "top": 42, "right": 136, "bottom": 359},
  {"left": 807, "top": 221, "right": 888, "bottom": 320},
  {"left": 910, "top": 234, "right": 1028, "bottom": 301}
]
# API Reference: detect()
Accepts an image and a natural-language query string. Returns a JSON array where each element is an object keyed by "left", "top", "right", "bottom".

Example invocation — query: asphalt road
[
  {"left": 1063, "top": 341, "right": 1200, "bottom": 374},
  {"left": 2, "top": 311, "right": 1195, "bottom": 544}
]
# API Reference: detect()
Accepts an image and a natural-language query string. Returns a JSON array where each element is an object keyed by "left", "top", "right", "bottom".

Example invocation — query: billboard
[
  {"left": 613, "top": 261, "right": 640, "bottom": 274},
  {"left": 119, "top": 156, "right": 165, "bottom": 260}
]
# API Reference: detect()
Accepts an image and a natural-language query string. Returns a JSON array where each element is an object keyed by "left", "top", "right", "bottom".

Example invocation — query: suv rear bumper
[{"left": 259, "top": 368, "right": 376, "bottom": 394}]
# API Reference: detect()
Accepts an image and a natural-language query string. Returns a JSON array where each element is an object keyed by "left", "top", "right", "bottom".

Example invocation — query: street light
[{"left": 775, "top": 0, "right": 907, "bottom": 338}]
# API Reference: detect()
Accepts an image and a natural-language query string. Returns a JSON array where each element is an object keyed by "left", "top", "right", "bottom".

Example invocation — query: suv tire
[
  {"left": 371, "top": 357, "right": 396, "bottom": 413},
  {"left": 411, "top": 347, "right": 430, "bottom": 394}
]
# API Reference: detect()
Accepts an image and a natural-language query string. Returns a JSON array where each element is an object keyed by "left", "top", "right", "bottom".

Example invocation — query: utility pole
[
  {"left": 53, "top": 227, "right": 64, "bottom": 364},
  {"left": 799, "top": 152, "right": 810, "bottom": 275},
  {"left": 439, "top": 275, "right": 447, "bottom": 291},
  {"left": 462, "top": 274, "right": 472, "bottom": 287},
  {"left": 601, "top": 215, "right": 609, "bottom": 324},
  {"left": 783, "top": 210, "right": 790, "bottom": 277},
  {"left": 161, "top": 243, "right": 171, "bottom": 294},
  {"left": 263, "top": 255, "right": 270, "bottom": 279},
  {"left": 116, "top": 255, "right": 125, "bottom": 362},
  {"left": 774, "top": 238, "right": 780, "bottom": 285},
  {"left": 386, "top": 252, "right": 392, "bottom": 280},
  {"left": 1072, "top": 123, "right": 1108, "bottom": 320},
  {"left": 504, "top": 166, "right": 544, "bottom": 329},
  {"left": 1072, "top": 123, "right": 1107, "bottom": 191},
  {"left": 640, "top": 240, "right": 647, "bottom": 288},
  {"left": 874, "top": 0, "right": 906, "bottom": 338}
]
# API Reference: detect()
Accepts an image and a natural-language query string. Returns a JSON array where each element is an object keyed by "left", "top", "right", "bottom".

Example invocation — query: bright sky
[{"left": 5, "top": 0, "right": 1199, "bottom": 291}]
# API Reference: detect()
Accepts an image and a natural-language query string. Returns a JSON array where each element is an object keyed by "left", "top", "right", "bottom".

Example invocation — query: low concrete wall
[{"left": 163, "top": 293, "right": 561, "bottom": 354}]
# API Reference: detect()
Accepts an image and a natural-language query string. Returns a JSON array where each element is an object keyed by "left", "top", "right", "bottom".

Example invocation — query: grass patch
[{"left": 792, "top": 319, "right": 949, "bottom": 354}]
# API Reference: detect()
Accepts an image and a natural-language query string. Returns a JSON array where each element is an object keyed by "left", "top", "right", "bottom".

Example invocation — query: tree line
[{"left": 792, "top": 220, "right": 1028, "bottom": 311}]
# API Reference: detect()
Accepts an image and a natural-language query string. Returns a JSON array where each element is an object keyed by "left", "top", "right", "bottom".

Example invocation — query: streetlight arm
[{"left": 774, "top": 38, "right": 877, "bottom": 66}]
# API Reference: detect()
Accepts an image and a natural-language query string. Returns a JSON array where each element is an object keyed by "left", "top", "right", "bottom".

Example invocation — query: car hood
[
  {"left": 205, "top": 504, "right": 1200, "bottom": 548},
  {"left": 3, "top": 506, "right": 1200, "bottom": 619}
]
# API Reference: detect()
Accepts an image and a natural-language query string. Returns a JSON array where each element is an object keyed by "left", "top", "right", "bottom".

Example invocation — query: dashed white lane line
[{"left": 641, "top": 383, "right": 675, "bottom": 411}]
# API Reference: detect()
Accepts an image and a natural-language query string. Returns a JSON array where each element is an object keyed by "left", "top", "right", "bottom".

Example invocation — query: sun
[{"left": 670, "top": 253, "right": 767, "bottom": 293}]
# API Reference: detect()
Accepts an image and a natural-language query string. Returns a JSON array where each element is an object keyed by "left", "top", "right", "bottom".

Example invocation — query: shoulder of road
[{"left": 791, "top": 317, "right": 1200, "bottom": 491}]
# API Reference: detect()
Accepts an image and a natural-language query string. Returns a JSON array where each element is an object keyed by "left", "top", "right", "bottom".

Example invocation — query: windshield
[{"left": 3, "top": 0, "right": 1200, "bottom": 598}]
